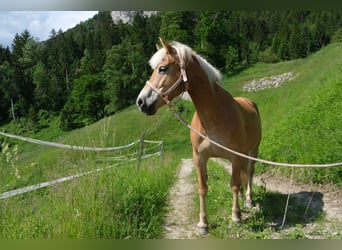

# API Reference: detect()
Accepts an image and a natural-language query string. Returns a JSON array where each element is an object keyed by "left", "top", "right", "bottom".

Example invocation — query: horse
[{"left": 136, "top": 38, "right": 262, "bottom": 234}]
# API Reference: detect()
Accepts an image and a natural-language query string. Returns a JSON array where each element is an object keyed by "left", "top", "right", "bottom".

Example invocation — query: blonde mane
[{"left": 149, "top": 42, "right": 222, "bottom": 87}]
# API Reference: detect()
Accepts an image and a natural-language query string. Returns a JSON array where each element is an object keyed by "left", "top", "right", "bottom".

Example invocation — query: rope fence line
[
  {"left": 0, "top": 160, "right": 137, "bottom": 200},
  {"left": 0, "top": 131, "right": 140, "bottom": 152},
  {"left": 0, "top": 131, "right": 164, "bottom": 200},
  {"left": 172, "top": 110, "right": 342, "bottom": 169}
]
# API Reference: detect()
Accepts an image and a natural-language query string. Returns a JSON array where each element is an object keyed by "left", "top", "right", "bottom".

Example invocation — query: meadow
[
  {"left": 224, "top": 43, "right": 342, "bottom": 184},
  {"left": 0, "top": 43, "right": 341, "bottom": 239}
]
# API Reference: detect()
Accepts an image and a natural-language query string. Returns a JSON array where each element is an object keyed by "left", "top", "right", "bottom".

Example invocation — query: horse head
[{"left": 136, "top": 38, "right": 187, "bottom": 115}]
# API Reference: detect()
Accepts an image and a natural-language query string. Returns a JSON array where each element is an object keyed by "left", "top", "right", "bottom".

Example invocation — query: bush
[
  {"left": 331, "top": 27, "right": 342, "bottom": 43},
  {"left": 258, "top": 47, "right": 280, "bottom": 63}
]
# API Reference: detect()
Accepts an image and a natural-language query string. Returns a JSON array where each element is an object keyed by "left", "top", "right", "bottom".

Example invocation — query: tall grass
[
  {"left": 0, "top": 104, "right": 192, "bottom": 239},
  {"left": 0, "top": 158, "right": 178, "bottom": 239}
]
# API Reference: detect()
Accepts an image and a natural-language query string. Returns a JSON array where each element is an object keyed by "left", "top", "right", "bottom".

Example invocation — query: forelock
[
  {"left": 148, "top": 42, "right": 193, "bottom": 69},
  {"left": 149, "top": 48, "right": 167, "bottom": 69}
]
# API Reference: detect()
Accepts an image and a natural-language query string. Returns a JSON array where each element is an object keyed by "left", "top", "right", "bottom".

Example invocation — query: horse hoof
[
  {"left": 244, "top": 200, "right": 253, "bottom": 209},
  {"left": 228, "top": 220, "right": 241, "bottom": 229},
  {"left": 232, "top": 211, "right": 241, "bottom": 223},
  {"left": 196, "top": 226, "right": 209, "bottom": 235},
  {"left": 235, "top": 221, "right": 242, "bottom": 227}
]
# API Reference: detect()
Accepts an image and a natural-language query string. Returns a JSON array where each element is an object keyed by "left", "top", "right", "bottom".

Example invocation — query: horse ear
[{"left": 159, "top": 37, "right": 175, "bottom": 55}]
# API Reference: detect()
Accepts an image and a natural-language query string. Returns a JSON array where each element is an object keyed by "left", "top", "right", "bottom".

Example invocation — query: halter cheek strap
[{"left": 146, "top": 63, "right": 188, "bottom": 105}]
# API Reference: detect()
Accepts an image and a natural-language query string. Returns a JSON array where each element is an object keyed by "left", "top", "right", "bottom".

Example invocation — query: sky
[{"left": 0, "top": 11, "right": 98, "bottom": 48}]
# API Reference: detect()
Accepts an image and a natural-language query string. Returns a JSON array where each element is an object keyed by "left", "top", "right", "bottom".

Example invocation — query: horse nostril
[
  {"left": 136, "top": 96, "right": 156, "bottom": 115},
  {"left": 137, "top": 98, "right": 144, "bottom": 108}
]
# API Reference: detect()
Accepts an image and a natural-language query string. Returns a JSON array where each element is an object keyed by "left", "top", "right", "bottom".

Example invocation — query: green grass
[
  {"left": 0, "top": 159, "right": 177, "bottom": 239},
  {"left": 0, "top": 104, "right": 193, "bottom": 239},
  {"left": 223, "top": 43, "right": 342, "bottom": 185}
]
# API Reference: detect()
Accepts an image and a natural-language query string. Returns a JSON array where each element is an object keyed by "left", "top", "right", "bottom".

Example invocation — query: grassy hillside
[
  {"left": 223, "top": 43, "right": 342, "bottom": 185},
  {"left": 0, "top": 105, "right": 193, "bottom": 239},
  {"left": 0, "top": 43, "right": 341, "bottom": 239}
]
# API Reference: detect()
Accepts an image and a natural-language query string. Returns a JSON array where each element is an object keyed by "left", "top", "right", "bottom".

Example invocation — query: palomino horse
[{"left": 136, "top": 38, "right": 262, "bottom": 234}]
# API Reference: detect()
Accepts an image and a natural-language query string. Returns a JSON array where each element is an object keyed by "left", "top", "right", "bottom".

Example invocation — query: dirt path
[
  {"left": 163, "top": 158, "right": 342, "bottom": 239},
  {"left": 162, "top": 159, "right": 198, "bottom": 239}
]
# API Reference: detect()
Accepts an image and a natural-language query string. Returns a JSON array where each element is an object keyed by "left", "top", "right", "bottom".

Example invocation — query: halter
[{"left": 145, "top": 62, "right": 188, "bottom": 106}]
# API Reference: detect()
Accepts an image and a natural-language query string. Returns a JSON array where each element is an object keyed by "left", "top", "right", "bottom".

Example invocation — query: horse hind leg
[
  {"left": 244, "top": 148, "right": 258, "bottom": 209},
  {"left": 230, "top": 158, "right": 246, "bottom": 223}
]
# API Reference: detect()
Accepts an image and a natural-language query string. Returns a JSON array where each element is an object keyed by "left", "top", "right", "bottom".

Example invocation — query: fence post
[
  {"left": 160, "top": 140, "right": 164, "bottom": 167},
  {"left": 137, "top": 133, "right": 145, "bottom": 168}
]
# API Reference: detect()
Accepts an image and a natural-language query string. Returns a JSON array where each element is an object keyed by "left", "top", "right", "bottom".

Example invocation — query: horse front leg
[{"left": 193, "top": 150, "right": 209, "bottom": 234}]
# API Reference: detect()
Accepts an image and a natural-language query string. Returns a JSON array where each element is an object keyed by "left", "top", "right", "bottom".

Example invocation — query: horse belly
[
  {"left": 194, "top": 134, "right": 234, "bottom": 160},
  {"left": 190, "top": 113, "right": 236, "bottom": 159}
]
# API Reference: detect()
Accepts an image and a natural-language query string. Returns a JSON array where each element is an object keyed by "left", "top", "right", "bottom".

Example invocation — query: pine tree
[
  {"left": 103, "top": 41, "right": 148, "bottom": 115},
  {"left": 60, "top": 74, "right": 105, "bottom": 130},
  {"left": 10, "top": 30, "right": 37, "bottom": 119}
]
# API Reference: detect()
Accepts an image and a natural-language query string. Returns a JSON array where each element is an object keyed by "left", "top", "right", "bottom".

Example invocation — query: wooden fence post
[
  {"left": 160, "top": 140, "right": 164, "bottom": 167},
  {"left": 137, "top": 133, "right": 145, "bottom": 168}
]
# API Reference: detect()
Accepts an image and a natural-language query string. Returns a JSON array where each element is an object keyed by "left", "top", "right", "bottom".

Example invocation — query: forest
[{"left": 1, "top": 11, "right": 342, "bottom": 131}]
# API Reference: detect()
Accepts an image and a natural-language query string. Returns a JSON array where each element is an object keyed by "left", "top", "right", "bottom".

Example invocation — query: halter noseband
[{"left": 145, "top": 63, "right": 188, "bottom": 105}]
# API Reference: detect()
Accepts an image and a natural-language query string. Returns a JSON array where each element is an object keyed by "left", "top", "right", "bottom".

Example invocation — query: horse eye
[{"left": 158, "top": 66, "right": 168, "bottom": 74}]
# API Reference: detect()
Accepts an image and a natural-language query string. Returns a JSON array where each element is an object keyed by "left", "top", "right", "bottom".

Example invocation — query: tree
[
  {"left": 288, "top": 24, "right": 310, "bottom": 59},
  {"left": 225, "top": 45, "right": 240, "bottom": 73},
  {"left": 0, "top": 62, "right": 15, "bottom": 122},
  {"left": 8, "top": 30, "right": 42, "bottom": 120},
  {"left": 32, "top": 62, "right": 51, "bottom": 111},
  {"left": 60, "top": 75, "right": 106, "bottom": 130},
  {"left": 0, "top": 45, "right": 11, "bottom": 63},
  {"left": 331, "top": 27, "right": 342, "bottom": 43},
  {"left": 78, "top": 48, "right": 98, "bottom": 75},
  {"left": 159, "top": 11, "right": 195, "bottom": 45},
  {"left": 0, "top": 45, "right": 13, "bottom": 123},
  {"left": 195, "top": 11, "right": 232, "bottom": 68},
  {"left": 144, "top": 13, "right": 162, "bottom": 56},
  {"left": 103, "top": 41, "right": 148, "bottom": 115}
]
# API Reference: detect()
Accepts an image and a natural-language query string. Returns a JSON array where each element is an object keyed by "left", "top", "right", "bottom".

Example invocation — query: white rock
[{"left": 243, "top": 72, "right": 296, "bottom": 92}]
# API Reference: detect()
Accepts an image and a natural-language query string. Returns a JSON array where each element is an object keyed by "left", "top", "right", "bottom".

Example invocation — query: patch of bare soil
[{"left": 213, "top": 158, "right": 342, "bottom": 239}]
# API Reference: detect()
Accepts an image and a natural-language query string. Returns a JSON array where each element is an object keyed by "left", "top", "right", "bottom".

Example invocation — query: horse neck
[{"left": 186, "top": 63, "right": 235, "bottom": 128}]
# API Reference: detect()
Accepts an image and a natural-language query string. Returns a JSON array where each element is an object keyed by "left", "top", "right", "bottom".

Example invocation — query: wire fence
[{"left": 0, "top": 131, "right": 164, "bottom": 199}]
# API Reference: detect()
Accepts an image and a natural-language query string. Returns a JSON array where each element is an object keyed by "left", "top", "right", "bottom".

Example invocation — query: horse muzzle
[{"left": 136, "top": 89, "right": 160, "bottom": 116}]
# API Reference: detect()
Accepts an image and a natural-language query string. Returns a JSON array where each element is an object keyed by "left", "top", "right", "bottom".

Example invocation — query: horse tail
[
  {"left": 254, "top": 102, "right": 260, "bottom": 118},
  {"left": 240, "top": 146, "right": 258, "bottom": 191}
]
